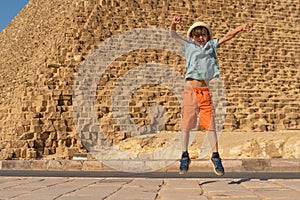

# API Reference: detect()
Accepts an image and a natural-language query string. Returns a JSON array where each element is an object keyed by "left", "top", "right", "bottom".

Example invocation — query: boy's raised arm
[
  {"left": 170, "top": 16, "right": 185, "bottom": 45},
  {"left": 218, "top": 24, "right": 249, "bottom": 46}
]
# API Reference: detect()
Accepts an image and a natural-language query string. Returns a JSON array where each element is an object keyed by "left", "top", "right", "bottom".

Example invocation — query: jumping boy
[{"left": 170, "top": 16, "right": 249, "bottom": 175}]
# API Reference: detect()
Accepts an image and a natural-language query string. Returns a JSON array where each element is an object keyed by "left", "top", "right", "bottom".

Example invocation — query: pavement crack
[
  {"left": 198, "top": 184, "right": 205, "bottom": 196},
  {"left": 102, "top": 178, "right": 134, "bottom": 200},
  {"left": 1, "top": 178, "right": 40, "bottom": 190},
  {"left": 0, "top": 178, "right": 50, "bottom": 199},
  {"left": 154, "top": 179, "right": 165, "bottom": 200},
  {"left": 53, "top": 179, "right": 99, "bottom": 200}
]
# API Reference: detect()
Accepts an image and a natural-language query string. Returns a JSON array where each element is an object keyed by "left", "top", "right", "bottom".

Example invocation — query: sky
[{"left": 0, "top": 0, "right": 29, "bottom": 32}]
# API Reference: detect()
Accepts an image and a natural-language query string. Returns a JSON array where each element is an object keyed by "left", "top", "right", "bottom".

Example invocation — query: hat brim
[{"left": 187, "top": 22, "right": 212, "bottom": 38}]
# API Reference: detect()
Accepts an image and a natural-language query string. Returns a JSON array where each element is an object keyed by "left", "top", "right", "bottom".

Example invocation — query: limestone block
[
  {"left": 0, "top": 141, "right": 10, "bottom": 149},
  {"left": 4, "top": 133, "right": 16, "bottom": 141},
  {"left": 34, "top": 139, "right": 44, "bottom": 148},
  {"left": 30, "top": 125, "right": 42, "bottom": 133},
  {"left": 27, "top": 140, "right": 35, "bottom": 148},
  {"left": 55, "top": 147, "right": 66, "bottom": 157},
  {"left": 37, "top": 148, "right": 44, "bottom": 157},
  {"left": 13, "top": 148, "right": 21, "bottom": 158},
  {"left": 44, "top": 147, "right": 56, "bottom": 155},
  {"left": 283, "top": 136, "right": 300, "bottom": 158},
  {"left": 11, "top": 140, "right": 27, "bottom": 148},
  {"left": 20, "top": 148, "right": 27, "bottom": 158},
  {"left": 19, "top": 132, "right": 34, "bottom": 140},
  {"left": 15, "top": 126, "right": 25, "bottom": 134},
  {"left": 45, "top": 138, "right": 53, "bottom": 148},
  {"left": 42, "top": 123, "right": 56, "bottom": 132},
  {"left": 26, "top": 148, "right": 37, "bottom": 158},
  {"left": 65, "top": 147, "right": 80, "bottom": 158},
  {"left": 0, "top": 149, "right": 13, "bottom": 160}
]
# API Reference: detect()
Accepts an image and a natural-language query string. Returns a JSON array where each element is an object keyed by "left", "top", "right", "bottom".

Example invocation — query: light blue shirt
[{"left": 182, "top": 39, "right": 220, "bottom": 81}]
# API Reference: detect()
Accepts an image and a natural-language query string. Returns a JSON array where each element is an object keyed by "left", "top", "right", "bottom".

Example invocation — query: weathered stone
[
  {"left": 19, "top": 132, "right": 34, "bottom": 140},
  {"left": 26, "top": 148, "right": 37, "bottom": 158}
]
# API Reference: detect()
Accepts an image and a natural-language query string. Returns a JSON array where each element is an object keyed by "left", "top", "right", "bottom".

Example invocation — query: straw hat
[{"left": 187, "top": 22, "right": 212, "bottom": 38}]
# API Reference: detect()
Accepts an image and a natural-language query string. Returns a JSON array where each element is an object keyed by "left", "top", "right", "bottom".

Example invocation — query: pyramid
[{"left": 0, "top": 0, "right": 299, "bottom": 160}]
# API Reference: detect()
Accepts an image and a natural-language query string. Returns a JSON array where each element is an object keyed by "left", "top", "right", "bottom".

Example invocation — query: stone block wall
[{"left": 0, "top": 0, "right": 299, "bottom": 159}]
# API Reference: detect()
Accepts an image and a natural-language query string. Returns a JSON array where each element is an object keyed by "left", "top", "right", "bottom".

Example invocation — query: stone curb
[{"left": 0, "top": 159, "right": 299, "bottom": 172}]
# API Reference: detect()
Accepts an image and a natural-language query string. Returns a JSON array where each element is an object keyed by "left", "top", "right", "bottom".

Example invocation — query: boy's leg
[
  {"left": 179, "top": 131, "right": 191, "bottom": 174},
  {"left": 197, "top": 89, "right": 224, "bottom": 176},
  {"left": 180, "top": 85, "right": 197, "bottom": 174},
  {"left": 208, "top": 130, "right": 224, "bottom": 176},
  {"left": 207, "top": 129, "right": 218, "bottom": 152},
  {"left": 181, "top": 131, "right": 190, "bottom": 152},
  {"left": 197, "top": 88, "right": 219, "bottom": 152}
]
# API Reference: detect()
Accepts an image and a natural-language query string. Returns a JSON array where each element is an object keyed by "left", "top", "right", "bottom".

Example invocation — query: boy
[{"left": 170, "top": 16, "right": 249, "bottom": 175}]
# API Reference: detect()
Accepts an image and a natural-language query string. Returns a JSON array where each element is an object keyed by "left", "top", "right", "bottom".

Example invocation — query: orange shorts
[{"left": 181, "top": 85, "right": 215, "bottom": 131}]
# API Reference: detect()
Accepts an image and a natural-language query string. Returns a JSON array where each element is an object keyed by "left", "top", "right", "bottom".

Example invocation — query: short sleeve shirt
[{"left": 182, "top": 39, "right": 220, "bottom": 81}]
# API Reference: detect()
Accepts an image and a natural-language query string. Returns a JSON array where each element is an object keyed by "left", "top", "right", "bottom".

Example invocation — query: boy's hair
[{"left": 191, "top": 26, "right": 210, "bottom": 39}]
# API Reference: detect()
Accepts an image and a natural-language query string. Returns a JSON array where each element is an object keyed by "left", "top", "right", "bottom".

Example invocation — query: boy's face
[{"left": 191, "top": 27, "right": 210, "bottom": 46}]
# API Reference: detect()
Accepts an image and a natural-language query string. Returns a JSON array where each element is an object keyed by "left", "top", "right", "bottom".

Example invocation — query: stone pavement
[
  {"left": 1, "top": 176, "right": 300, "bottom": 200},
  {"left": 1, "top": 158, "right": 300, "bottom": 199}
]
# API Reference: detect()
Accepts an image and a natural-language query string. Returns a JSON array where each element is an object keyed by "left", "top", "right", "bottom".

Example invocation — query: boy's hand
[
  {"left": 170, "top": 16, "right": 185, "bottom": 44},
  {"left": 172, "top": 16, "right": 182, "bottom": 24},
  {"left": 240, "top": 24, "right": 250, "bottom": 32}
]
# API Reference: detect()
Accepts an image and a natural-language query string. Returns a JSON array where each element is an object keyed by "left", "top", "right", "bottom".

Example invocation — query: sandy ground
[{"left": 116, "top": 130, "right": 300, "bottom": 159}]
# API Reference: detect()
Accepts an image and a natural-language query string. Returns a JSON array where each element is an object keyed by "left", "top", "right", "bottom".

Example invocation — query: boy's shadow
[
  {"left": 228, "top": 178, "right": 251, "bottom": 184},
  {"left": 200, "top": 178, "right": 255, "bottom": 186}
]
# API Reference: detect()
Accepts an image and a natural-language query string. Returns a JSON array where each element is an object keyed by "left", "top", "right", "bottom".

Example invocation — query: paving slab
[
  {"left": 273, "top": 179, "right": 300, "bottom": 191},
  {"left": 158, "top": 179, "right": 207, "bottom": 200},
  {"left": 250, "top": 188, "right": 300, "bottom": 199}
]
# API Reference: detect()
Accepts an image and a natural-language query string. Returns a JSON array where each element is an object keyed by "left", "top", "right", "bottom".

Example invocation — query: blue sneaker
[
  {"left": 179, "top": 156, "right": 191, "bottom": 175},
  {"left": 211, "top": 157, "right": 225, "bottom": 176}
]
